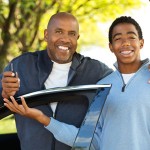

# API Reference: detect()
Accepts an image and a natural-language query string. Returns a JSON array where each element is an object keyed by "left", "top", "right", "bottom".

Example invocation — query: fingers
[
  {"left": 3, "top": 96, "right": 44, "bottom": 122},
  {"left": 3, "top": 97, "right": 19, "bottom": 113},
  {"left": 20, "top": 96, "right": 28, "bottom": 109},
  {"left": 2, "top": 71, "right": 20, "bottom": 98},
  {"left": 3, "top": 71, "right": 15, "bottom": 77},
  {"left": 2, "top": 86, "right": 19, "bottom": 93},
  {"left": 3, "top": 96, "right": 25, "bottom": 115},
  {"left": 2, "top": 72, "right": 20, "bottom": 86},
  {"left": 2, "top": 90, "right": 10, "bottom": 99}
]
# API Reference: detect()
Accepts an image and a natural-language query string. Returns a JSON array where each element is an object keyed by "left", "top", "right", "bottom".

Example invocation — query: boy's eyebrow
[
  {"left": 127, "top": 31, "right": 137, "bottom": 36},
  {"left": 113, "top": 31, "right": 137, "bottom": 39}
]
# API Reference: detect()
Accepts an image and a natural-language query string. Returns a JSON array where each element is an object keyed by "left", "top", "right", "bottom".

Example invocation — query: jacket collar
[
  {"left": 114, "top": 58, "right": 149, "bottom": 70},
  {"left": 68, "top": 52, "right": 84, "bottom": 85},
  {"left": 38, "top": 50, "right": 53, "bottom": 89},
  {"left": 37, "top": 50, "right": 84, "bottom": 87}
]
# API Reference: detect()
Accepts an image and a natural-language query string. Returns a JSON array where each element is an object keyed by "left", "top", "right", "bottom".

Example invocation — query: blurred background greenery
[
  {"left": 0, "top": 115, "right": 16, "bottom": 133},
  {"left": 0, "top": 0, "right": 144, "bottom": 73},
  {"left": 0, "top": 0, "right": 146, "bottom": 134}
]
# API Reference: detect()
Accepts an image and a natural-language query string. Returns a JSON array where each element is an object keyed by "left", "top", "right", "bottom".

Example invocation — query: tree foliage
[{"left": 0, "top": 0, "right": 143, "bottom": 72}]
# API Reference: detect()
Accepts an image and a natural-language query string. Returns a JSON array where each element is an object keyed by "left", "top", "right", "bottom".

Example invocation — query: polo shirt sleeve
[{"left": 45, "top": 117, "right": 79, "bottom": 146}]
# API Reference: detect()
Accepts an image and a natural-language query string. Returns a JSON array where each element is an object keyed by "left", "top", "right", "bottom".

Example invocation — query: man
[
  {"left": 93, "top": 16, "right": 150, "bottom": 150},
  {"left": 0, "top": 12, "right": 112, "bottom": 150}
]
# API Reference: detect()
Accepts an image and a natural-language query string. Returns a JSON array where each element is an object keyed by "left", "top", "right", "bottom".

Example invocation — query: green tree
[{"left": 0, "top": 0, "right": 143, "bottom": 73}]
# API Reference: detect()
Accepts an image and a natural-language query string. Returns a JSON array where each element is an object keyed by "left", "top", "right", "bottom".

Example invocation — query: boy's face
[{"left": 109, "top": 23, "right": 144, "bottom": 67}]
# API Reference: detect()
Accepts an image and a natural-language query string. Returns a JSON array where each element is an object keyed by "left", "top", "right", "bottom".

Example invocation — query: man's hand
[
  {"left": 3, "top": 96, "right": 50, "bottom": 126},
  {"left": 1, "top": 71, "right": 20, "bottom": 98}
]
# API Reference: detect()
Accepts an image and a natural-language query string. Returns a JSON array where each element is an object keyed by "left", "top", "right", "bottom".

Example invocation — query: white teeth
[
  {"left": 121, "top": 51, "right": 132, "bottom": 55},
  {"left": 58, "top": 46, "right": 68, "bottom": 50}
]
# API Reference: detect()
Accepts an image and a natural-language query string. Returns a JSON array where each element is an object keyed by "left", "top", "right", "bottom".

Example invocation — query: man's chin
[{"left": 54, "top": 57, "right": 72, "bottom": 64}]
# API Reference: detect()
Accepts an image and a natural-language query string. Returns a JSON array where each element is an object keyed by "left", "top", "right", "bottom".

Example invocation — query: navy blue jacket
[{"left": 0, "top": 50, "right": 112, "bottom": 150}]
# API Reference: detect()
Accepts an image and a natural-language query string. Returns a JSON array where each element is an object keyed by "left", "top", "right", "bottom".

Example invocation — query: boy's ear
[
  {"left": 140, "top": 39, "right": 144, "bottom": 49},
  {"left": 109, "top": 43, "right": 114, "bottom": 53}
]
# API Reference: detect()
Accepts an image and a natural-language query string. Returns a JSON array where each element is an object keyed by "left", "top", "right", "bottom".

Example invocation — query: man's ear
[
  {"left": 140, "top": 39, "right": 144, "bottom": 49},
  {"left": 44, "top": 29, "right": 48, "bottom": 42},
  {"left": 109, "top": 43, "right": 114, "bottom": 53}
]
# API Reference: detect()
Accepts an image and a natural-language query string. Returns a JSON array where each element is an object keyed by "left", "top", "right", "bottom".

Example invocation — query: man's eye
[
  {"left": 56, "top": 31, "right": 62, "bottom": 34},
  {"left": 69, "top": 32, "right": 76, "bottom": 36}
]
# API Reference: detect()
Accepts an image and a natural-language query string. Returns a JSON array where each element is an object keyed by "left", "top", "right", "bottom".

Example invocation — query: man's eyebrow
[
  {"left": 54, "top": 28, "right": 77, "bottom": 33},
  {"left": 55, "top": 28, "right": 62, "bottom": 30},
  {"left": 69, "top": 30, "right": 76, "bottom": 33}
]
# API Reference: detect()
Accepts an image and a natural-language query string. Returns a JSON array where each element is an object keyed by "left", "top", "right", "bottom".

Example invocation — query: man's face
[
  {"left": 44, "top": 16, "right": 79, "bottom": 64},
  {"left": 109, "top": 23, "right": 144, "bottom": 66}
]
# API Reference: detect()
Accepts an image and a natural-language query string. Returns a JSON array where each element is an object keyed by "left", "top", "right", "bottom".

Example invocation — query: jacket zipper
[
  {"left": 119, "top": 72, "right": 126, "bottom": 92},
  {"left": 114, "top": 58, "right": 149, "bottom": 93},
  {"left": 122, "top": 84, "right": 126, "bottom": 92}
]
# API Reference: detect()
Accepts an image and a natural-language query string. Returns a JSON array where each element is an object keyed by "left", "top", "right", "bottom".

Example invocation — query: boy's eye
[
  {"left": 114, "top": 38, "right": 120, "bottom": 41},
  {"left": 129, "top": 36, "right": 136, "bottom": 39}
]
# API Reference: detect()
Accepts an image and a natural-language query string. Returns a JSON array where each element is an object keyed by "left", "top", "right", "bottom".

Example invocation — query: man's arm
[{"left": 3, "top": 96, "right": 78, "bottom": 146}]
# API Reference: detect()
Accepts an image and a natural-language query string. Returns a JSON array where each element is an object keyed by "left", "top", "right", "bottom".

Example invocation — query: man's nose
[{"left": 60, "top": 33, "right": 70, "bottom": 42}]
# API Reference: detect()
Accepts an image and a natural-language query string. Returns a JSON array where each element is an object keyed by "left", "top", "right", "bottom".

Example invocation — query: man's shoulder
[
  {"left": 74, "top": 53, "right": 112, "bottom": 69},
  {"left": 97, "top": 71, "right": 116, "bottom": 83},
  {"left": 12, "top": 50, "right": 47, "bottom": 61},
  {"left": 74, "top": 52, "right": 101, "bottom": 63},
  {"left": 73, "top": 53, "right": 113, "bottom": 76}
]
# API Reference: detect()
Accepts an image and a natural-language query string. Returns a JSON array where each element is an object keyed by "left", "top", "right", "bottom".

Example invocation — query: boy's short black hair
[{"left": 109, "top": 16, "right": 143, "bottom": 44}]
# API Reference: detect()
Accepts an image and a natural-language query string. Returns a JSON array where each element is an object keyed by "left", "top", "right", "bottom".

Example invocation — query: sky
[{"left": 81, "top": 0, "right": 150, "bottom": 69}]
